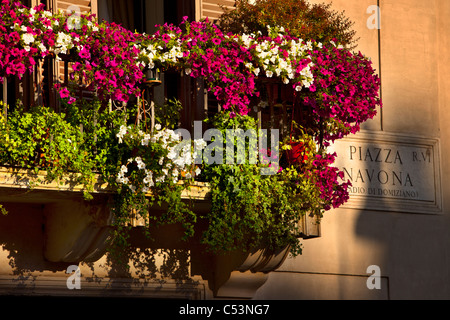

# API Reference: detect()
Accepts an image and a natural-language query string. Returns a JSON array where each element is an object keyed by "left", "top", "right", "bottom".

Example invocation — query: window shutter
[{"left": 200, "top": 0, "right": 235, "bottom": 21}]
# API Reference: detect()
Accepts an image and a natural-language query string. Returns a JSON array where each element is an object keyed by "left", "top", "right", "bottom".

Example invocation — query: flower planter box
[
  {"left": 0, "top": 166, "right": 111, "bottom": 195},
  {"left": 0, "top": 165, "right": 320, "bottom": 298}
]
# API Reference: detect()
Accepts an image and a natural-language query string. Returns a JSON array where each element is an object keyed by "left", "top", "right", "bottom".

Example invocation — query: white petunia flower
[
  {"left": 143, "top": 176, "right": 152, "bottom": 185},
  {"left": 38, "top": 43, "right": 47, "bottom": 54},
  {"left": 135, "top": 157, "right": 146, "bottom": 170},
  {"left": 116, "top": 125, "right": 128, "bottom": 143},
  {"left": 194, "top": 139, "right": 207, "bottom": 150},
  {"left": 22, "top": 33, "right": 35, "bottom": 46},
  {"left": 141, "top": 134, "right": 151, "bottom": 146}
]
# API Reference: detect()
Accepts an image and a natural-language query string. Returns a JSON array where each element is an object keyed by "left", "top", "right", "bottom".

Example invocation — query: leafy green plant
[
  {"left": 0, "top": 103, "right": 98, "bottom": 198},
  {"left": 153, "top": 98, "right": 183, "bottom": 130},
  {"left": 62, "top": 97, "right": 200, "bottom": 261},
  {"left": 201, "top": 112, "right": 306, "bottom": 256},
  {"left": 111, "top": 121, "right": 202, "bottom": 247},
  {"left": 0, "top": 98, "right": 201, "bottom": 264},
  {"left": 198, "top": 111, "right": 351, "bottom": 256}
]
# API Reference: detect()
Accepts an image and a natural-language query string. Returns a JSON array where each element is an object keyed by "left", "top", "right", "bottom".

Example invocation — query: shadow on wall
[
  {"left": 351, "top": 133, "right": 444, "bottom": 299},
  {"left": 82, "top": 226, "right": 194, "bottom": 281},
  {"left": 0, "top": 201, "right": 198, "bottom": 295},
  {"left": 0, "top": 202, "right": 70, "bottom": 278}
]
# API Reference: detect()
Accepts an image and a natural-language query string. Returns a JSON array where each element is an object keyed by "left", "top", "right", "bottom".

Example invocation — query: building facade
[
  {"left": 255, "top": 0, "right": 450, "bottom": 300},
  {"left": 1, "top": 0, "right": 449, "bottom": 300}
]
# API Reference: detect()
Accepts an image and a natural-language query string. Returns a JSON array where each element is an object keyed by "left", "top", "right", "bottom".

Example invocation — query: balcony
[
  {"left": 0, "top": 165, "right": 320, "bottom": 298},
  {"left": 0, "top": 1, "right": 380, "bottom": 299}
]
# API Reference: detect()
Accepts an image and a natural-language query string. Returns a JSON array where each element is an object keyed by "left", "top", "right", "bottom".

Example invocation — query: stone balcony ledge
[{"left": 0, "top": 166, "right": 210, "bottom": 203}]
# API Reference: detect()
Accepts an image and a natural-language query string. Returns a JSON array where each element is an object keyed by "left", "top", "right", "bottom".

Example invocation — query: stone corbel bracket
[
  {"left": 43, "top": 199, "right": 114, "bottom": 263},
  {"left": 0, "top": 166, "right": 116, "bottom": 263},
  {"left": 0, "top": 167, "right": 212, "bottom": 264},
  {"left": 218, "top": 246, "right": 292, "bottom": 299},
  {"left": 42, "top": 182, "right": 211, "bottom": 263},
  {"left": 191, "top": 212, "right": 320, "bottom": 299},
  {"left": 191, "top": 245, "right": 292, "bottom": 299}
]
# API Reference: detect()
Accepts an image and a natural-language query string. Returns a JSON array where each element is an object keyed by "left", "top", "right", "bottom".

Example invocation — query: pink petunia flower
[
  {"left": 67, "top": 97, "right": 76, "bottom": 104},
  {"left": 94, "top": 70, "right": 106, "bottom": 80},
  {"left": 79, "top": 47, "right": 91, "bottom": 59},
  {"left": 211, "top": 38, "right": 221, "bottom": 45},
  {"left": 59, "top": 87, "right": 70, "bottom": 99}
]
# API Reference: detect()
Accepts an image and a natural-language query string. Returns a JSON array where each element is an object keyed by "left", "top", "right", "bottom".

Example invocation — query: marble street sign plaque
[{"left": 328, "top": 131, "right": 442, "bottom": 214}]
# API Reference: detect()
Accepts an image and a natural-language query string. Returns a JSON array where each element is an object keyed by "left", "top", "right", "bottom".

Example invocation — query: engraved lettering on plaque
[{"left": 329, "top": 132, "right": 441, "bottom": 214}]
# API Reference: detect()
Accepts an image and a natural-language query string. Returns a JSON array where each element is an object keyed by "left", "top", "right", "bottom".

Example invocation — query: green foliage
[
  {"left": 0, "top": 98, "right": 198, "bottom": 264},
  {"left": 61, "top": 98, "right": 126, "bottom": 184},
  {"left": 110, "top": 122, "right": 198, "bottom": 252},
  {"left": 0, "top": 99, "right": 344, "bottom": 259},
  {"left": 0, "top": 204, "right": 7, "bottom": 216},
  {"left": 219, "top": 0, "right": 358, "bottom": 49},
  {"left": 201, "top": 112, "right": 311, "bottom": 256},
  {"left": 154, "top": 98, "right": 183, "bottom": 130},
  {"left": 0, "top": 103, "right": 97, "bottom": 198}
]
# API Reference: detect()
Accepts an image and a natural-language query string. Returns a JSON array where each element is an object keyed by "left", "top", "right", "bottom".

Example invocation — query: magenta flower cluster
[
  {"left": 144, "top": 19, "right": 318, "bottom": 116},
  {"left": 140, "top": 18, "right": 381, "bottom": 138},
  {"left": 67, "top": 21, "right": 144, "bottom": 103},
  {"left": 0, "top": 1, "right": 56, "bottom": 81},
  {"left": 0, "top": 1, "right": 144, "bottom": 103},
  {"left": 144, "top": 17, "right": 258, "bottom": 116},
  {"left": 0, "top": 2, "right": 381, "bottom": 134},
  {"left": 304, "top": 44, "right": 382, "bottom": 143},
  {"left": 309, "top": 152, "right": 351, "bottom": 211}
]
